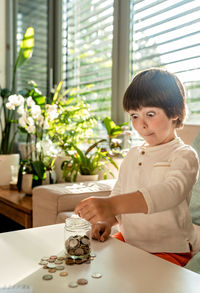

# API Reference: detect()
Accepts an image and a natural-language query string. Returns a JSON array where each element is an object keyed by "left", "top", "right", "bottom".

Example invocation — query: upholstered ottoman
[{"left": 32, "top": 179, "right": 116, "bottom": 227}]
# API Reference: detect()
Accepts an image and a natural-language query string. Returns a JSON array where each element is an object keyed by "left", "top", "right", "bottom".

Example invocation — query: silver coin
[
  {"left": 91, "top": 272, "right": 102, "bottom": 279},
  {"left": 39, "top": 260, "right": 48, "bottom": 265},
  {"left": 77, "top": 278, "right": 88, "bottom": 285},
  {"left": 55, "top": 260, "right": 63, "bottom": 264},
  {"left": 56, "top": 265, "right": 65, "bottom": 270},
  {"left": 47, "top": 263, "right": 56, "bottom": 268},
  {"left": 41, "top": 257, "right": 49, "bottom": 261},
  {"left": 68, "top": 281, "right": 78, "bottom": 288},
  {"left": 42, "top": 274, "right": 53, "bottom": 280}
]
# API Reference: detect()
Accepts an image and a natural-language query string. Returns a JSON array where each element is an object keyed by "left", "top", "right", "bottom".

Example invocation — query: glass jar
[{"left": 64, "top": 215, "right": 91, "bottom": 259}]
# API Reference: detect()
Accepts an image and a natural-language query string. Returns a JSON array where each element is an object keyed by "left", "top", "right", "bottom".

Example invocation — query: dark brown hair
[{"left": 123, "top": 68, "right": 186, "bottom": 128}]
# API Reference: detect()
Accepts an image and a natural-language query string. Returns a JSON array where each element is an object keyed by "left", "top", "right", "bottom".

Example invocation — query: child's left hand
[{"left": 74, "top": 197, "right": 114, "bottom": 223}]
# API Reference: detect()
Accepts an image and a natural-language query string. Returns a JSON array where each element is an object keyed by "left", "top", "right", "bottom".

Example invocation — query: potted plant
[
  {"left": 61, "top": 140, "right": 118, "bottom": 182},
  {"left": 0, "top": 27, "right": 34, "bottom": 185},
  {"left": 47, "top": 81, "right": 97, "bottom": 182},
  {"left": 7, "top": 81, "right": 59, "bottom": 193}
]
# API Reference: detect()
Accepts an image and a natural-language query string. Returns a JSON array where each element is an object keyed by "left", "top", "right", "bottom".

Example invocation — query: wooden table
[
  {"left": 0, "top": 186, "right": 32, "bottom": 228},
  {"left": 0, "top": 224, "right": 200, "bottom": 292}
]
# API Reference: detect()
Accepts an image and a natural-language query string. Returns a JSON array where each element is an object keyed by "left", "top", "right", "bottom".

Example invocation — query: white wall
[{"left": 0, "top": 0, "right": 6, "bottom": 87}]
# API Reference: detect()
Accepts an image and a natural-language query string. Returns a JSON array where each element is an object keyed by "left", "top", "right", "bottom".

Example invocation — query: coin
[
  {"left": 48, "top": 258, "right": 55, "bottom": 263},
  {"left": 42, "top": 274, "right": 53, "bottom": 280},
  {"left": 39, "top": 260, "right": 48, "bottom": 265},
  {"left": 56, "top": 265, "right": 65, "bottom": 270},
  {"left": 41, "top": 257, "right": 49, "bottom": 261},
  {"left": 75, "top": 258, "right": 85, "bottom": 265},
  {"left": 57, "top": 256, "right": 65, "bottom": 261},
  {"left": 65, "top": 257, "right": 75, "bottom": 265},
  {"left": 47, "top": 263, "right": 56, "bottom": 268},
  {"left": 91, "top": 272, "right": 102, "bottom": 279},
  {"left": 43, "top": 265, "right": 48, "bottom": 269},
  {"left": 55, "top": 260, "right": 63, "bottom": 264},
  {"left": 77, "top": 278, "right": 88, "bottom": 285},
  {"left": 59, "top": 271, "right": 68, "bottom": 277},
  {"left": 50, "top": 255, "right": 57, "bottom": 260},
  {"left": 48, "top": 268, "right": 56, "bottom": 273},
  {"left": 68, "top": 281, "right": 78, "bottom": 288}
]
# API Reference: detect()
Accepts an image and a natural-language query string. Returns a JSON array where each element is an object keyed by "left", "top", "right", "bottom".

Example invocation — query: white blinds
[
  {"left": 130, "top": 0, "right": 200, "bottom": 124},
  {"left": 61, "top": 0, "right": 114, "bottom": 118},
  {"left": 16, "top": 0, "right": 48, "bottom": 95}
]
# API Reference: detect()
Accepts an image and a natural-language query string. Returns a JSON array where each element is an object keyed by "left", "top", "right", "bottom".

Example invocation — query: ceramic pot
[
  {"left": 0, "top": 154, "right": 20, "bottom": 185},
  {"left": 76, "top": 174, "right": 99, "bottom": 182}
]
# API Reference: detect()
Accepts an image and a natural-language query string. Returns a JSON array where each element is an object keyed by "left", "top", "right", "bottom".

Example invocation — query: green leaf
[
  {"left": 32, "top": 160, "right": 46, "bottom": 180},
  {"left": 14, "top": 27, "right": 34, "bottom": 71}
]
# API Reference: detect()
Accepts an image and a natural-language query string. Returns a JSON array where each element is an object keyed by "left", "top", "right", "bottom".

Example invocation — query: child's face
[{"left": 129, "top": 107, "right": 177, "bottom": 147}]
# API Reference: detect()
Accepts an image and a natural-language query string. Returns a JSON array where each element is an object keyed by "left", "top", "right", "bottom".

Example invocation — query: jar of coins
[{"left": 64, "top": 215, "right": 91, "bottom": 259}]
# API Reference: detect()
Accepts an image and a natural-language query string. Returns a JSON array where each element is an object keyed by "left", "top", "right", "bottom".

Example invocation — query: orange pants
[{"left": 112, "top": 232, "right": 192, "bottom": 267}]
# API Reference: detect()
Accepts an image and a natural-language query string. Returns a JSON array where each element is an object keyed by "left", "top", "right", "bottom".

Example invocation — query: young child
[{"left": 74, "top": 68, "right": 200, "bottom": 266}]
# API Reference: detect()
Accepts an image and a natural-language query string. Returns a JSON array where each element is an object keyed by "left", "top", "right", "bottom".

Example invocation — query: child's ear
[{"left": 172, "top": 115, "right": 179, "bottom": 121}]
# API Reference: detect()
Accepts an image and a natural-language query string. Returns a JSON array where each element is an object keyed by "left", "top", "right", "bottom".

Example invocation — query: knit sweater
[{"left": 111, "top": 137, "right": 200, "bottom": 254}]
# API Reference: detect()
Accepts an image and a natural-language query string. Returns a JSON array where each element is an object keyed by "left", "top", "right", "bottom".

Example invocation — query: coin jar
[{"left": 64, "top": 215, "right": 91, "bottom": 259}]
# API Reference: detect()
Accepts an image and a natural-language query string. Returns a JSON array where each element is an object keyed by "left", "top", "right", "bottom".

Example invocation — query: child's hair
[{"left": 123, "top": 68, "right": 186, "bottom": 128}]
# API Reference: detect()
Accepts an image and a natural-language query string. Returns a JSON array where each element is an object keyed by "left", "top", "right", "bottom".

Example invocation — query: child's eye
[
  {"left": 130, "top": 114, "right": 138, "bottom": 119},
  {"left": 147, "top": 111, "right": 155, "bottom": 117}
]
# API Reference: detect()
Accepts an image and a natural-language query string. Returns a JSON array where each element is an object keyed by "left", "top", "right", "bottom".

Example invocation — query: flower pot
[
  {"left": 0, "top": 154, "right": 20, "bottom": 185},
  {"left": 76, "top": 174, "right": 99, "bottom": 182},
  {"left": 54, "top": 155, "right": 70, "bottom": 183},
  {"left": 21, "top": 174, "right": 33, "bottom": 195}
]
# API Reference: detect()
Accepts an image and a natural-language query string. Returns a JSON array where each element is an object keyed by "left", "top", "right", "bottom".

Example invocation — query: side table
[{"left": 0, "top": 186, "right": 32, "bottom": 229}]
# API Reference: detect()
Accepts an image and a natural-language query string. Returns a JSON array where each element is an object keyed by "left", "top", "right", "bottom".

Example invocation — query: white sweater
[{"left": 111, "top": 137, "right": 200, "bottom": 254}]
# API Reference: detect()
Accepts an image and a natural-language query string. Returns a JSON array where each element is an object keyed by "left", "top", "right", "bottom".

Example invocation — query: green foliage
[
  {"left": 48, "top": 82, "right": 97, "bottom": 152},
  {"left": 0, "top": 27, "right": 34, "bottom": 154},
  {"left": 61, "top": 140, "right": 118, "bottom": 182},
  {"left": 103, "top": 116, "right": 128, "bottom": 153}
]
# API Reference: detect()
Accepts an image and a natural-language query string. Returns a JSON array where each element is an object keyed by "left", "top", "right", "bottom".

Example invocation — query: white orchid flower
[
  {"left": 6, "top": 102, "right": 15, "bottom": 110},
  {"left": 19, "top": 116, "right": 27, "bottom": 128},
  {"left": 31, "top": 104, "right": 41, "bottom": 119},
  {"left": 26, "top": 96, "right": 35, "bottom": 107},
  {"left": 17, "top": 105, "right": 25, "bottom": 115},
  {"left": 26, "top": 124, "right": 36, "bottom": 134}
]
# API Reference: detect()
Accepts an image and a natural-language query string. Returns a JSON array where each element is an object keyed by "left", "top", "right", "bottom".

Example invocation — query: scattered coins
[
  {"left": 68, "top": 281, "right": 78, "bottom": 288},
  {"left": 42, "top": 274, "right": 53, "bottom": 281},
  {"left": 91, "top": 272, "right": 102, "bottom": 279},
  {"left": 77, "top": 278, "right": 88, "bottom": 285}
]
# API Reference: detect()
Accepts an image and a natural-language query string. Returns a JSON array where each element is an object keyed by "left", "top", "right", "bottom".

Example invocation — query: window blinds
[
  {"left": 16, "top": 0, "right": 48, "bottom": 96},
  {"left": 61, "top": 0, "right": 114, "bottom": 118},
  {"left": 130, "top": 0, "right": 200, "bottom": 123}
]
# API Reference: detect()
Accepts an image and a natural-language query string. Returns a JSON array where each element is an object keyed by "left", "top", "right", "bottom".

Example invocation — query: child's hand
[
  {"left": 74, "top": 197, "right": 114, "bottom": 223},
  {"left": 92, "top": 221, "right": 111, "bottom": 242}
]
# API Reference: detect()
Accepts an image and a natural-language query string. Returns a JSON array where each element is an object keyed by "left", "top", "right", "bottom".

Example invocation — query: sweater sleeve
[{"left": 139, "top": 147, "right": 199, "bottom": 214}]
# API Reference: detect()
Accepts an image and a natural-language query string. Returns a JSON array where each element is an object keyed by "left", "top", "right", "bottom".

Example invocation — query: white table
[{"left": 0, "top": 224, "right": 200, "bottom": 293}]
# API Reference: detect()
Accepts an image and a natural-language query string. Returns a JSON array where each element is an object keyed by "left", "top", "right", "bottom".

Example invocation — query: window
[
  {"left": 61, "top": 0, "right": 114, "bottom": 118},
  {"left": 16, "top": 0, "right": 48, "bottom": 95},
  {"left": 130, "top": 0, "right": 200, "bottom": 124}
]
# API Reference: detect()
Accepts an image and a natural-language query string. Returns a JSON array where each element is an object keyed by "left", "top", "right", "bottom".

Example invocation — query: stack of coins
[{"left": 65, "top": 235, "right": 90, "bottom": 258}]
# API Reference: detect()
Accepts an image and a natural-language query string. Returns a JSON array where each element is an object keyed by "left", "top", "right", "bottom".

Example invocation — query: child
[{"left": 74, "top": 68, "right": 200, "bottom": 266}]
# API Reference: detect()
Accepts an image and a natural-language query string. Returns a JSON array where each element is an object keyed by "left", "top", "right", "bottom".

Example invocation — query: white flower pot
[
  {"left": 76, "top": 174, "right": 99, "bottom": 182},
  {"left": 21, "top": 174, "right": 33, "bottom": 195},
  {"left": 0, "top": 154, "right": 20, "bottom": 185},
  {"left": 54, "top": 155, "right": 69, "bottom": 183}
]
